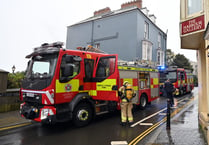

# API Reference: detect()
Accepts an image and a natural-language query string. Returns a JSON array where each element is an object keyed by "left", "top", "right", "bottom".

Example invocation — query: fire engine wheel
[
  {"left": 73, "top": 102, "right": 93, "bottom": 127},
  {"left": 139, "top": 94, "right": 147, "bottom": 110},
  {"left": 179, "top": 88, "right": 184, "bottom": 95}
]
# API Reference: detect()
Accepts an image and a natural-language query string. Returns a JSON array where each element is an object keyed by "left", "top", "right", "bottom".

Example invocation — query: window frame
[
  {"left": 142, "top": 40, "right": 152, "bottom": 61},
  {"left": 96, "top": 56, "right": 116, "bottom": 78},
  {"left": 144, "top": 22, "right": 149, "bottom": 40},
  {"left": 59, "top": 54, "right": 81, "bottom": 83},
  {"left": 186, "top": 0, "right": 203, "bottom": 17},
  {"left": 158, "top": 33, "right": 162, "bottom": 49},
  {"left": 157, "top": 49, "right": 164, "bottom": 66}
]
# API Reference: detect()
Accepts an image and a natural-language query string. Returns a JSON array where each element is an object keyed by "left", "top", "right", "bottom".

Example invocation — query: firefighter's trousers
[{"left": 121, "top": 101, "right": 133, "bottom": 123}]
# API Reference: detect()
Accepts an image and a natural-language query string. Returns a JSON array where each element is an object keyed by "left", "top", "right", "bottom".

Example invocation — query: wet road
[{"left": 0, "top": 89, "right": 196, "bottom": 145}]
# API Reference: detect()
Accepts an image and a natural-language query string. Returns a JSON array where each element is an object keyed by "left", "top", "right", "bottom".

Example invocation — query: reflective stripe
[
  {"left": 49, "top": 109, "right": 54, "bottom": 115},
  {"left": 118, "top": 66, "right": 158, "bottom": 72},
  {"left": 56, "top": 79, "right": 79, "bottom": 93},
  {"left": 46, "top": 91, "right": 54, "bottom": 104},
  {"left": 96, "top": 79, "right": 116, "bottom": 91},
  {"left": 133, "top": 86, "right": 138, "bottom": 90},
  {"left": 122, "top": 99, "right": 127, "bottom": 102},
  {"left": 128, "top": 117, "right": 133, "bottom": 122},
  {"left": 153, "top": 78, "right": 158, "bottom": 85},
  {"left": 123, "top": 79, "right": 133, "bottom": 85},
  {"left": 121, "top": 114, "right": 127, "bottom": 122},
  {"left": 22, "top": 89, "right": 45, "bottom": 94},
  {"left": 89, "top": 90, "right": 97, "bottom": 96}
]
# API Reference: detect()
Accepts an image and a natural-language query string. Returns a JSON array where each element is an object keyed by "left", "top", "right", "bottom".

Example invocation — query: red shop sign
[{"left": 181, "top": 15, "right": 205, "bottom": 35}]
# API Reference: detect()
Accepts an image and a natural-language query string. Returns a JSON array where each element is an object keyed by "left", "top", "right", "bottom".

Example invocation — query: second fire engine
[{"left": 159, "top": 67, "right": 194, "bottom": 96}]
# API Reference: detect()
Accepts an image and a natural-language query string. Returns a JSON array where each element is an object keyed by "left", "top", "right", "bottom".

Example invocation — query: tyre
[
  {"left": 179, "top": 88, "right": 184, "bottom": 96},
  {"left": 139, "top": 94, "right": 147, "bottom": 109},
  {"left": 72, "top": 102, "right": 93, "bottom": 127}
]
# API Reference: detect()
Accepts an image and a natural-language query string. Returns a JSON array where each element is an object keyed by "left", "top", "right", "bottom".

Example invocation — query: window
[
  {"left": 60, "top": 54, "right": 80, "bottom": 82},
  {"left": 142, "top": 41, "right": 152, "bottom": 61},
  {"left": 157, "top": 50, "right": 164, "bottom": 65},
  {"left": 96, "top": 57, "right": 115, "bottom": 78},
  {"left": 95, "top": 43, "right": 100, "bottom": 49},
  {"left": 33, "top": 61, "right": 50, "bottom": 74},
  {"left": 144, "top": 22, "right": 149, "bottom": 39},
  {"left": 158, "top": 33, "right": 162, "bottom": 48},
  {"left": 84, "top": 59, "right": 94, "bottom": 78},
  {"left": 187, "top": 0, "right": 203, "bottom": 16}
]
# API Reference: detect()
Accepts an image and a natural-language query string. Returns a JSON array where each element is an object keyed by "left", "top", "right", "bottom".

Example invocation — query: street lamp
[{"left": 12, "top": 65, "right": 16, "bottom": 74}]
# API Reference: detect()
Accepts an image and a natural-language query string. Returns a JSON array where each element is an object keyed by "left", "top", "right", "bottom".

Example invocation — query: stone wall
[
  {"left": 0, "top": 89, "right": 22, "bottom": 113},
  {"left": 0, "top": 96, "right": 22, "bottom": 113}
]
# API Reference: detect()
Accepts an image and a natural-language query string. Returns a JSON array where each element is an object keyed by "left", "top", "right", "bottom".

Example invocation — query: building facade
[
  {"left": 180, "top": 0, "right": 209, "bottom": 143},
  {"left": 190, "top": 60, "right": 198, "bottom": 76},
  {"left": 66, "top": 0, "right": 167, "bottom": 67}
]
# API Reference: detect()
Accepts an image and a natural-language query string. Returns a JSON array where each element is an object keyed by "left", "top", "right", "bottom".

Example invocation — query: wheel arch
[
  {"left": 69, "top": 93, "right": 95, "bottom": 114},
  {"left": 139, "top": 92, "right": 148, "bottom": 109}
]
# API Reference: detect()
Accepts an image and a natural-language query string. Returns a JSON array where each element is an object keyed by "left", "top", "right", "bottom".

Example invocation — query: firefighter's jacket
[{"left": 118, "top": 84, "right": 135, "bottom": 102}]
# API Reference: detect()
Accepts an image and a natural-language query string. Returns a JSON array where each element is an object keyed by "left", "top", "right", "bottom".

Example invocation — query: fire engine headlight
[{"left": 41, "top": 109, "right": 49, "bottom": 120}]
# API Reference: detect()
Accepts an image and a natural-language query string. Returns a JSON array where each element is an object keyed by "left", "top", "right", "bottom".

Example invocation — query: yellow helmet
[{"left": 123, "top": 81, "right": 128, "bottom": 86}]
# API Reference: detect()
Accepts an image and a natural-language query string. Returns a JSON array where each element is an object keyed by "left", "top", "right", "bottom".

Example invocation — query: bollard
[{"left": 166, "top": 99, "right": 171, "bottom": 130}]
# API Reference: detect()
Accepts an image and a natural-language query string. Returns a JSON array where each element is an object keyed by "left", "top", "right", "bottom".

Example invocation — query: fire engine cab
[
  {"left": 159, "top": 67, "right": 194, "bottom": 96},
  {"left": 20, "top": 42, "right": 159, "bottom": 126}
]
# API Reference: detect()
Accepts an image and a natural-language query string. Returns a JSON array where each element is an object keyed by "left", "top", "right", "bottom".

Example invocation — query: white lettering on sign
[
  {"left": 181, "top": 15, "right": 205, "bottom": 35},
  {"left": 183, "top": 20, "right": 202, "bottom": 34}
]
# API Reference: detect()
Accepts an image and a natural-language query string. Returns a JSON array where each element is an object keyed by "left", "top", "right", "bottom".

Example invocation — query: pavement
[
  {"left": 0, "top": 91, "right": 208, "bottom": 145},
  {"left": 0, "top": 110, "right": 31, "bottom": 131},
  {"left": 139, "top": 94, "right": 208, "bottom": 145}
]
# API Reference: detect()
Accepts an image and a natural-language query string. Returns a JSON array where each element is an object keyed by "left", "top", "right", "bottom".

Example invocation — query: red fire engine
[
  {"left": 20, "top": 42, "right": 159, "bottom": 126},
  {"left": 159, "top": 67, "right": 194, "bottom": 96}
]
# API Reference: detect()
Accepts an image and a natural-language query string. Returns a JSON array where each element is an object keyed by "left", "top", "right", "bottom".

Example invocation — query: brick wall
[
  {"left": 121, "top": 0, "right": 142, "bottom": 9},
  {"left": 94, "top": 7, "right": 111, "bottom": 16}
]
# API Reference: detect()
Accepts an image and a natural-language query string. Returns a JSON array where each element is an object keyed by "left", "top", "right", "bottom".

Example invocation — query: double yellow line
[
  {"left": 0, "top": 122, "right": 32, "bottom": 132},
  {"left": 129, "top": 118, "right": 166, "bottom": 145},
  {"left": 129, "top": 97, "right": 195, "bottom": 145}
]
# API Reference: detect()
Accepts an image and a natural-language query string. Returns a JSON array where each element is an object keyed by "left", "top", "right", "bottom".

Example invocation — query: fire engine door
[
  {"left": 93, "top": 56, "right": 118, "bottom": 101},
  {"left": 178, "top": 71, "right": 185, "bottom": 87}
]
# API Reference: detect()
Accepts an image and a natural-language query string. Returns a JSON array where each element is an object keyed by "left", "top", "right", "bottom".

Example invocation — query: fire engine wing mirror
[{"left": 62, "top": 64, "right": 74, "bottom": 77}]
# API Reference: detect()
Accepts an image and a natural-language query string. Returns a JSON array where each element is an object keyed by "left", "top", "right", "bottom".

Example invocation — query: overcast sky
[{"left": 0, "top": 0, "right": 197, "bottom": 72}]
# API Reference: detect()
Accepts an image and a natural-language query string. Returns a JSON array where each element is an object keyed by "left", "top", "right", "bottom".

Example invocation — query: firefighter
[
  {"left": 164, "top": 79, "right": 177, "bottom": 107},
  {"left": 118, "top": 81, "right": 136, "bottom": 126}
]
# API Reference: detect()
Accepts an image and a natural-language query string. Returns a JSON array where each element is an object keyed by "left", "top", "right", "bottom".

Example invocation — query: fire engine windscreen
[
  {"left": 160, "top": 71, "right": 177, "bottom": 83},
  {"left": 25, "top": 54, "right": 58, "bottom": 79}
]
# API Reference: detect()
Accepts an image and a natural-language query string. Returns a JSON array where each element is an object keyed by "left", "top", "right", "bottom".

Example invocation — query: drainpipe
[{"left": 91, "top": 20, "right": 94, "bottom": 46}]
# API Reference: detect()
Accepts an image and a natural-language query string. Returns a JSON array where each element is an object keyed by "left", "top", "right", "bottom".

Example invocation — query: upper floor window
[
  {"left": 142, "top": 41, "right": 152, "bottom": 61},
  {"left": 158, "top": 33, "right": 162, "bottom": 48},
  {"left": 157, "top": 50, "right": 164, "bottom": 66},
  {"left": 95, "top": 43, "right": 100, "bottom": 49},
  {"left": 144, "top": 22, "right": 149, "bottom": 39},
  {"left": 187, "top": 0, "right": 203, "bottom": 16}
]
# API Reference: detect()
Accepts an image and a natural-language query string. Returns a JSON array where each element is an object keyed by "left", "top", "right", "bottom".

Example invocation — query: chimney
[
  {"left": 94, "top": 7, "right": 111, "bottom": 16},
  {"left": 121, "top": 0, "right": 142, "bottom": 9}
]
